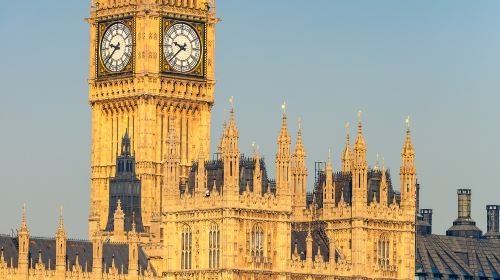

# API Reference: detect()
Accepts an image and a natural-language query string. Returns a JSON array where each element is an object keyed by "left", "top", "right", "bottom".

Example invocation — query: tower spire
[
  {"left": 222, "top": 96, "right": 240, "bottom": 199},
  {"left": 342, "top": 122, "right": 353, "bottom": 173},
  {"left": 400, "top": 115, "right": 416, "bottom": 211},
  {"left": 58, "top": 206, "right": 64, "bottom": 231},
  {"left": 324, "top": 149, "right": 335, "bottom": 209},
  {"left": 380, "top": 157, "right": 388, "bottom": 206},
  {"left": 276, "top": 102, "right": 292, "bottom": 199},
  {"left": 21, "top": 203, "right": 27, "bottom": 231},
  {"left": 292, "top": 117, "right": 307, "bottom": 213}
]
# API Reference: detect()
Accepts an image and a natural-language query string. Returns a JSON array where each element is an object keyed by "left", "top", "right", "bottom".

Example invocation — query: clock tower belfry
[{"left": 87, "top": 0, "right": 217, "bottom": 237}]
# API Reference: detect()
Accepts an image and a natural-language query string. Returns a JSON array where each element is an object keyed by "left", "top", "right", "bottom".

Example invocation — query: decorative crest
[
  {"left": 281, "top": 101, "right": 287, "bottom": 116},
  {"left": 406, "top": 115, "right": 410, "bottom": 129}
]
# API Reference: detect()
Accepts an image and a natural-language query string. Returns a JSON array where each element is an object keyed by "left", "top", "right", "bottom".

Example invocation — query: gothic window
[
  {"left": 251, "top": 224, "right": 264, "bottom": 257},
  {"left": 209, "top": 223, "right": 220, "bottom": 269},
  {"left": 181, "top": 224, "right": 192, "bottom": 270},
  {"left": 377, "top": 235, "right": 390, "bottom": 267}
]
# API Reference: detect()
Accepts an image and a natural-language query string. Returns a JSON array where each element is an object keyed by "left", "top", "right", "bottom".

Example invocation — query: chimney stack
[
  {"left": 484, "top": 205, "right": 500, "bottom": 240},
  {"left": 457, "top": 189, "right": 472, "bottom": 219},
  {"left": 421, "top": 209, "right": 433, "bottom": 227},
  {"left": 417, "top": 209, "right": 433, "bottom": 235},
  {"left": 446, "top": 189, "right": 482, "bottom": 238}
]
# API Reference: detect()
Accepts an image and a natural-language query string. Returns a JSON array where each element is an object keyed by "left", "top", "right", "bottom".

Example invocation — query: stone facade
[{"left": 0, "top": 1, "right": 419, "bottom": 279}]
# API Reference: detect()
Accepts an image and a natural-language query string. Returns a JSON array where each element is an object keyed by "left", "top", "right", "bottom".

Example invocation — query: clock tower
[{"left": 87, "top": 0, "right": 217, "bottom": 237}]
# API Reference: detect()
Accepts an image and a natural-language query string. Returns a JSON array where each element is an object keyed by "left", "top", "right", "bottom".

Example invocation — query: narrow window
[
  {"left": 209, "top": 223, "right": 220, "bottom": 268},
  {"left": 181, "top": 224, "right": 192, "bottom": 270}
]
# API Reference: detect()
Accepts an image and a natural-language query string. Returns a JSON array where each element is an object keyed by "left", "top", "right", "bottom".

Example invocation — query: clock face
[
  {"left": 163, "top": 23, "right": 202, "bottom": 73},
  {"left": 100, "top": 22, "right": 133, "bottom": 72}
]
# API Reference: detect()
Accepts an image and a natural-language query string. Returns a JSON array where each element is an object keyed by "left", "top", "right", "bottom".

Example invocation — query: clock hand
[
  {"left": 105, "top": 48, "right": 118, "bottom": 64},
  {"left": 168, "top": 48, "right": 183, "bottom": 63}
]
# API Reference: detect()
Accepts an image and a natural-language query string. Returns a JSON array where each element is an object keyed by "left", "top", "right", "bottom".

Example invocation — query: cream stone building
[{"left": 0, "top": 1, "right": 418, "bottom": 279}]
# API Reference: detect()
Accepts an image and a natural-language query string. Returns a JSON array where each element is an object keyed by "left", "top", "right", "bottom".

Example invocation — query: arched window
[
  {"left": 181, "top": 224, "right": 192, "bottom": 270},
  {"left": 209, "top": 223, "right": 220, "bottom": 269},
  {"left": 251, "top": 224, "right": 264, "bottom": 257},
  {"left": 377, "top": 235, "right": 390, "bottom": 267}
]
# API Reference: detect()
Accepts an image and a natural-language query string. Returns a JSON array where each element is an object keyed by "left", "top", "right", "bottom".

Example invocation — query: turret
[
  {"left": 276, "top": 103, "right": 292, "bottom": 198},
  {"left": 221, "top": 97, "right": 240, "bottom": 198},
  {"left": 253, "top": 145, "right": 263, "bottom": 196},
  {"left": 400, "top": 117, "right": 417, "bottom": 212},
  {"left": 18, "top": 204, "right": 29, "bottom": 278},
  {"left": 352, "top": 111, "right": 368, "bottom": 210},
  {"left": 56, "top": 207, "right": 67, "bottom": 276},
  {"left": 128, "top": 216, "right": 140, "bottom": 277},
  {"left": 196, "top": 145, "right": 207, "bottom": 196},
  {"left": 92, "top": 222, "right": 103, "bottom": 278},
  {"left": 341, "top": 122, "right": 353, "bottom": 174},
  {"left": 323, "top": 151, "right": 335, "bottom": 209},
  {"left": 292, "top": 119, "right": 307, "bottom": 212},
  {"left": 379, "top": 160, "right": 388, "bottom": 206},
  {"left": 113, "top": 200, "right": 125, "bottom": 241},
  {"left": 163, "top": 118, "right": 180, "bottom": 211},
  {"left": 306, "top": 225, "right": 313, "bottom": 267}
]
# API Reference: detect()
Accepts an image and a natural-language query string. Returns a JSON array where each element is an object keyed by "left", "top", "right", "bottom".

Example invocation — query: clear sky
[{"left": 0, "top": 1, "right": 499, "bottom": 238}]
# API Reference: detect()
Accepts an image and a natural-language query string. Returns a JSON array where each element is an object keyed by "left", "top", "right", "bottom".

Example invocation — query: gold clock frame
[
  {"left": 160, "top": 18, "right": 206, "bottom": 78},
  {"left": 96, "top": 17, "right": 135, "bottom": 78}
]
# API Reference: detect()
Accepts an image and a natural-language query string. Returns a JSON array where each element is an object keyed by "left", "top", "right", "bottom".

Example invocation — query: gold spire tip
[
  {"left": 357, "top": 110, "right": 362, "bottom": 122},
  {"left": 405, "top": 115, "right": 410, "bottom": 129},
  {"left": 298, "top": 116, "right": 302, "bottom": 130},
  {"left": 229, "top": 96, "right": 234, "bottom": 108},
  {"left": 281, "top": 101, "right": 286, "bottom": 115}
]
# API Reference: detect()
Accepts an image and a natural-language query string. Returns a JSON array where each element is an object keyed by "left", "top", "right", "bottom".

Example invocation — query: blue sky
[{"left": 0, "top": 1, "right": 499, "bottom": 238}]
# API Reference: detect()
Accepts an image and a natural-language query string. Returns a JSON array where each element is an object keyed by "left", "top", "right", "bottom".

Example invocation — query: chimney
[
  {"left": 457, "top": 189, "right": 471, "bottom": 219},
  {"left": 421, "top": 209, "right": 433, "bottom": 227},
  {"left": 446, "top": 189, "right": 482, "bottom": 238},
  {"left": 485, "top": 205, "right": 500, "bottom": 239},
  {"left": 417, "top": 209, "right": 433, "bottom": 235}
]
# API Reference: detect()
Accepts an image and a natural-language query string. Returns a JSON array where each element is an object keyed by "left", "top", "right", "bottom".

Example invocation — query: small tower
[
  {"left": 92, "top": 223, "right": 103, "bottom": 279},
  {"left": 55, "top": 207, "right": 67, "bottom": 276},
  {"left": 306, "top": 224, "right": 313, "bottom": 267},
  {"left": 351, "top": 111, "right": 368, "bottom": 277},
  {"left": 323, "top": 151, "right": 335, "bottom": 209},
  {"left": 18, "top": 204, "right": 30, "bottom": 278},
  {"left": 276, "top": 103, "right": 292, "bottom": 198},
  {"left": 196, "top": 145, "right": 207, "bottom": 197},
  {"left": 222, "top": 98, "right": 240, "bottom": 199},
  {"left": 399, "top": 116, "right": 417, "bottom": 279},
  {"left": 400, "top": 116, "right": 416, "bottom": 212},
  {"left": 128, "top": 216, "right": 140, "bottom": 276},
  {"left": 113, "top": 200, "right": 125, "bottom": 242},
  {"left": 105, "top": 130, "right": 144, "bottom": 235},
  {"left": 163, "top": 118, "right": 181, "bottom": 211},
  {"left": 292, "top": 119, "right": 307, "bottom": 212},
  {"left": 352, "top": 112, "right": 368, "bottom": 211},
  {"left": 253, "top": 146, "right": 263, "bottom": 196},
  {"left": 379, "top": 161, "right": 389, "bottom": 206},
  {"left": 341, "top": 122, "right": 353, "bottom": 174}
]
